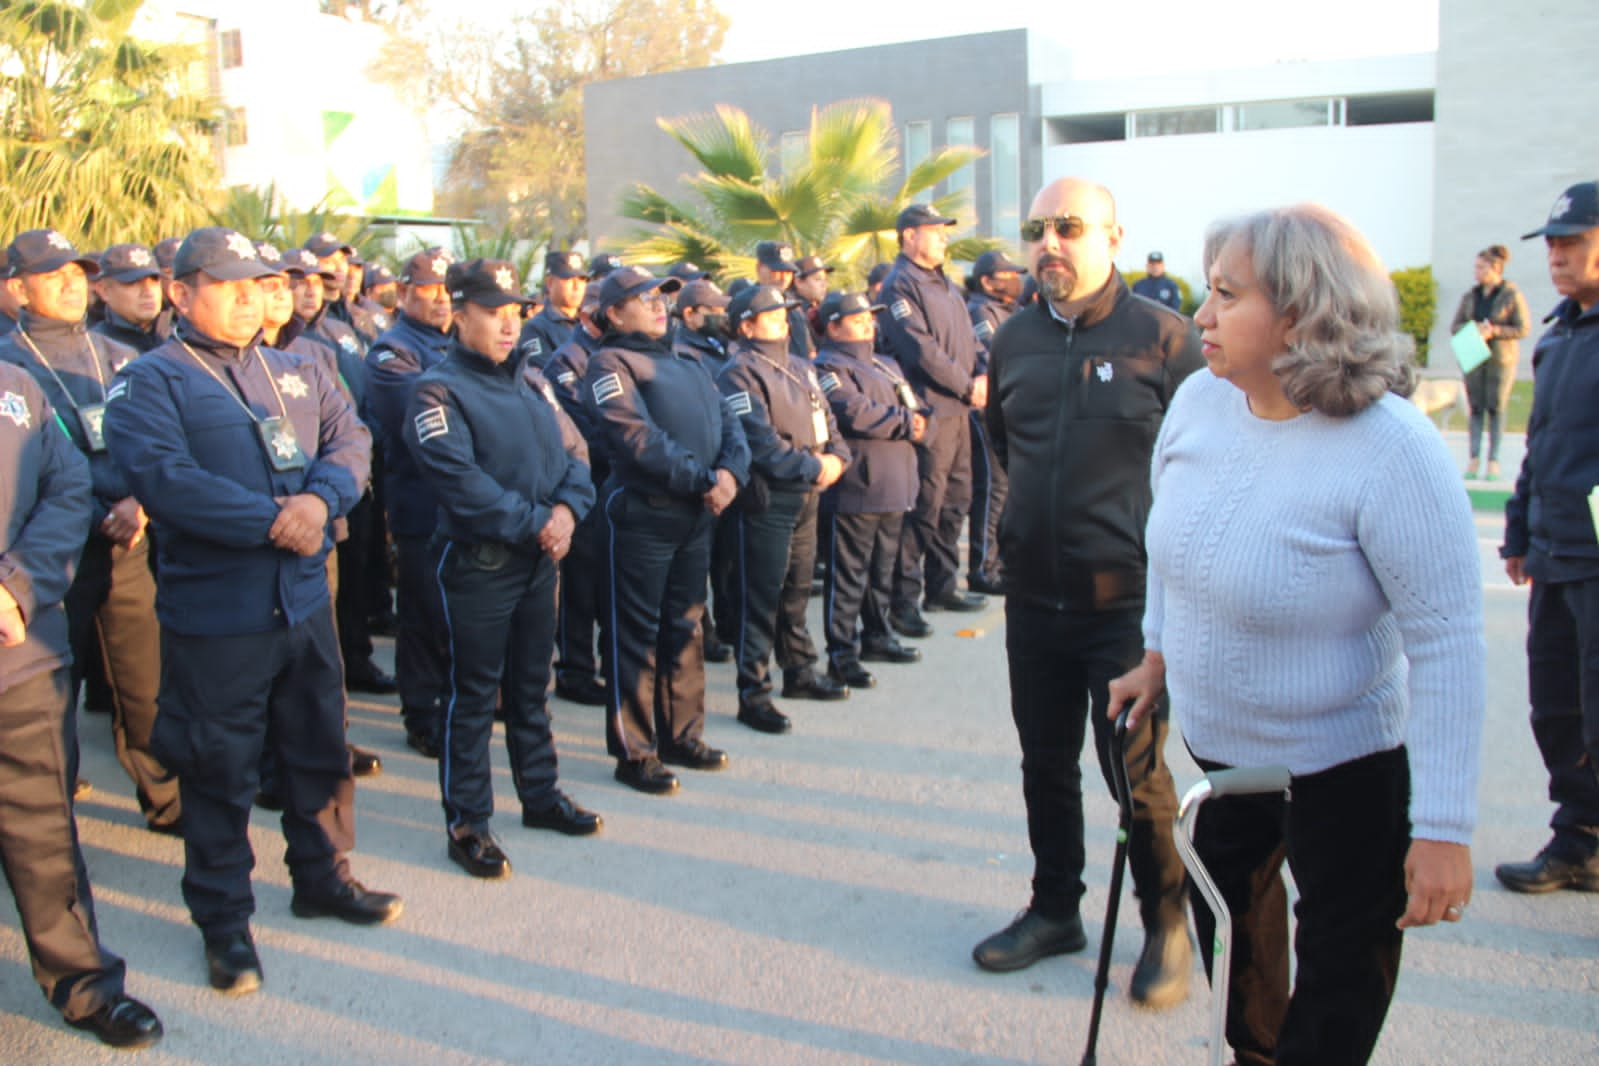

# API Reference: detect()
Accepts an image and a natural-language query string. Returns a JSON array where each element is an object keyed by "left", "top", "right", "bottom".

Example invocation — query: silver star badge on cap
[
  {"left": 495, "top": 267, "right": 514, "bottom": 290},
  {"left": 45, "top": 231, "right": 70, "bottom": 250},
  {"left": 129, "top": 248, "right": 152, "bottom": 266},
  {"left": 225, "top": 233, "right": 256, "bottom": 258}
]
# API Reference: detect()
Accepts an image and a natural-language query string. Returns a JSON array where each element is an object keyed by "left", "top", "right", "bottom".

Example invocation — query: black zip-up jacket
[
  {"left": 814, "top": 339, "right": 919, "bottom": 514},
  {"left": 987, "top": 271, "right": 1203, "bottom": 611},
  {"left": 1503, "top": 297, "right": 1599, "bottom": 581},
  {"left": 0, "top": 363, "right": 93, "bottom": 689},
  {"left": 92, "top": 307, "right": 163, "bottom": 354},
  {"left": 517, "top": 304, "right": 579, "bottom": 369},
  {"left": 585, "top": 330, "right": 750, "bottom": 499},
  {"left": 671, "top": 323, "right": 731, "bottom": 378},
  {"left": 404, "top": 340, "right": 594, "bottom": 551},
  {"left": 878, "top": 253, "right": 979, "bottom": 417},
  {"left": 0, "top": 310, "right": 139, "bottom": 530},
  {"left": 718, "top": 337, "right": 850, "bottom": 492}
]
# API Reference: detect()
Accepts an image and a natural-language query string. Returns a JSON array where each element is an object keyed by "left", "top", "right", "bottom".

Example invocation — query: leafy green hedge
[{"left": 1390, "top": 265, "right": 1437, "bottom": 367}]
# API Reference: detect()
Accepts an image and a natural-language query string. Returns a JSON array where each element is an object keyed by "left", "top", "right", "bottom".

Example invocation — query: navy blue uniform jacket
[
  {"left": 877, "top": 254, "right": 979, "bottom": 418},
  {"left": 0, "top": 363, "right": 93, "bottom": 689},
  {"left": 584, "top": 331, "right": 750, "bottom": 499},
  {"left": 517, "top": 305, "right": 578, "bottom": 369},
  {"left": 0, "top": 311, "right": 139, "bottom": 531},
  {"left": 404, "top": 341, "right": 595, "bottom": 550},
  {"left": 814, "top": 339, "right": 918, "bottom": 514},
  {"left": 1505, "top": 297, "right": 1599, "bottom": 580},
  {"left": 103, "top": 321, "right": 371, "bottom": 636},
  {"left": 366, "top": 311, "right": 451, "bottom": 537},
  {"left": 718, "top": 337, "right": 850, "bottom": 493}
]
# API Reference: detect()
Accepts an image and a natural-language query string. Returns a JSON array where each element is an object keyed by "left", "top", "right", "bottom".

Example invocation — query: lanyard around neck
[
  {"left": 15, "top": 327, "right": 106, "bottom": 412},
  {"left": 177, "top": 340, "right": 290, "bottom": 425}
]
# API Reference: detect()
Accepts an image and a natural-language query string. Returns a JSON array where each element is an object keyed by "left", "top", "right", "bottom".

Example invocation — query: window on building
[
  {"left": 1346, "top": 91, "right": 1433, "bottom": 126},
  {"left": 1046, "top": 114, "right": 1126, "bottom": 145},
  {"left": 990, "top": 113, "right": 1020, "bottom": 241},
  {"left": 945, "top": 116, "right": 975, "bottom": 199},
  {"left": 224, "top": 107, "right": 248, "bottom": 148},
  {"left": 904, "top": 120, "right": 931, "bottom": 172},
  {"left": 780, "top": 131, "right": 807, "bottom": 175},
  {"left": 219, "top": 28, "right": 243, "bottom": 69},
  {"left": 1130, "top": 107, "right": 1220, "bottom": 138},
  {"left": 1235, "top": 98, "right": 1338, "bottom": 132}
]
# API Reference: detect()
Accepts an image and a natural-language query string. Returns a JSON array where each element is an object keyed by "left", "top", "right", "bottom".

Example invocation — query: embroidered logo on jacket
[
  {"left": 725, "top": 390, "right": 753, "bottom": 416},
  {"left": 819, "top": 372, "right": 841, "bottom": 394},
  {"left": 277, "top": 372, "right": 309, "bottom": 399},
  {"left": 0, "top": 391, "right": 31, "bottom": 428},
  {"left": 414, "top": 405, "right": 449, "bottom": 443},
  {"left": 591, "top": 372, "right": 623, "bottom": 404},
  {"left": 1096, "top": 362, "right": 1114, "bottom": 383}
]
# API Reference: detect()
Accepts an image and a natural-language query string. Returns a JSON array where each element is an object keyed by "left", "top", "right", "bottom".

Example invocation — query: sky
[{"left": 713, "top": 0, "right": 1439, "bottom": 76}]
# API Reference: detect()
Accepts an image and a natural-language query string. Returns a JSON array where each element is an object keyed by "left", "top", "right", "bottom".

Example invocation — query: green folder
[{"left": 1451, "top": 321, "right": 1492, "bottom": 375}]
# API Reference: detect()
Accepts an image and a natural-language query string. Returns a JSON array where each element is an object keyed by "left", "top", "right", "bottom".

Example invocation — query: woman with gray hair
[
  {"left": 1450, "top": 244, "right": 1530, "bottom": 479},
  {"left": 1109, "top": 203, "right": 1485, "bottom": 1065}
]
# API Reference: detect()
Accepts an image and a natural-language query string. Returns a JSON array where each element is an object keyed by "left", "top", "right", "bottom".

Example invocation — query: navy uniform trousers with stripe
[
  {"left": 601, "top": 487, "right": 713, "bottom": 759},
  {"left": 434, "top": 542, "right": 560, "bottom": 830},
  {"left": 720, "top": 486, "right": 822, "bottom": 705}
]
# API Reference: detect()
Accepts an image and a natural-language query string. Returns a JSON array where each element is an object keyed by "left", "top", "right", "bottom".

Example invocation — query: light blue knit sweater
[{"left": 1143, "top": 370, "right": 1485, "bottom": 844}]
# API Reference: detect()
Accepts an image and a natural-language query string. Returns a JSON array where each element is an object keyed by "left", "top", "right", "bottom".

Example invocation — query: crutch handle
[{"left": 1205, "top": 766, "right": 1291, "bottom": 798}]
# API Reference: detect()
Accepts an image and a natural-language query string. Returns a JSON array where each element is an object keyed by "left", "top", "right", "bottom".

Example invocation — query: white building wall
[{"left": 1043, "top": 124, "right": 1435, "bottom": 292}]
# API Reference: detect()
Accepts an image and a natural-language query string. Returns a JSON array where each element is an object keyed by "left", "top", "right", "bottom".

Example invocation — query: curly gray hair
[{"left": 1202, "top": 204, "right": 1415, "bottom": 417}]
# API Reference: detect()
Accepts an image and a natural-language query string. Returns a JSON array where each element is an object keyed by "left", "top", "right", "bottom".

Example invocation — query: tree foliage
[
  {"left": 620, "top": 99, "right": 998, "bottom": 291},
  {"left": 1390, "top": 264, "right": 1436, "bottom": 366},
  {"left": 372, "top": 0, "right": 727, "bottom": 249},
  {"left": 0, "top": 0, "right": 220, "bottom": 248},
  {"left": 212, "top": 183, "right": 388, "bottom": 264}
]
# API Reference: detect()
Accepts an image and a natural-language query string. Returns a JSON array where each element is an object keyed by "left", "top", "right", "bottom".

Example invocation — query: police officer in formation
[
  {"left": 403, "top": 258, "right": 599, "bottom": 881},
  {"left": 517, "top": 248, "right": 587, "bottom": 369},
  {"left": 0, "top": 354, "right": 163, "bottom": 1048},
  {"left": 584, "top": 266, "right": 750, "bottom": 794},
  {"left": 753, "top": 240, "right": 817, "bottom": 360},
  {"left": 0, "top": 231, "right": 179, "bottom": 836},
  {"left": 104, "top": 227, "right": 401, "bottom": 998},
  {"left": 963, "top": 249, "right": 1025, "bottom": 596},
  {"left": 878, "top": 205, "right": 989, "bottom": 641},
  {"left": 91, "top": 243, "right": 167, "bottom": 354},
  {"left": 717, "top": 284, "right": 852, "bottom": 734},
  {"left": 813, "top": 291, "right": 925, "bottom": 690},
  {"left": 366, "top": 249, "right": 455, "bottom": 757}
]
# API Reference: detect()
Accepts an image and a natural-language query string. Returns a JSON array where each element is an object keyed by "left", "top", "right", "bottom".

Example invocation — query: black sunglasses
[{"left": 1021, "top": 215, "right": 1094, "bottom": 242}]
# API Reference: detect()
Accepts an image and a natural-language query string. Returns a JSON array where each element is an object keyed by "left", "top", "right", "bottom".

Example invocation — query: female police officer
[
  {"left": 404, "top": 259, "right": 598, "bottom": 879},
  {"left": 584, "top": 266, "right": 750, "bottom": 793}
]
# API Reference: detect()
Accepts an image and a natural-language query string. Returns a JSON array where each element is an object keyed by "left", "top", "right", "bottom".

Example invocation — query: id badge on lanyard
[
  {"left": 894, "top": 381, "right": 918, "bottom": 411},
  {"left": 258, "top": 415, "right": 308, "bottom": 472},
  {"left": 810, "top": 400, "right": 830, "bottom": 446},
  {"left": 78, "top": 403, "right": 108, "bottom": 453}
]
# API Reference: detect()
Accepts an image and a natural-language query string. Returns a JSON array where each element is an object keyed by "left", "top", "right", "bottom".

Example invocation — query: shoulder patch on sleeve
[
  {"left": 890, "top": 298, "right": 912, "bottom": 321},
  {"left": 974, "top": 319, "right": 994, "bottom": 340},
  {"left": 555, "top": 369, "right": 576, "bottom": 386},
  {"left": 106, "top": 379, "right": 130, "bottom": 403},
  {"left": 375, "top": 350, "right": 396, "bottom": 364},
  {"left": 413, "top": 405, "right": 449, "bottom": 443},
  {"left": 527, "top": 337, "right": 542, "bottom": 357},
  {"left": 726, "top": 390, "right": 752, "bottom": 416},
  {"left": 819, "top": 371, "right": 841, "bottom": 394},
  {"left": 591, "top": 372, "right": 623, "bottom": 405}
]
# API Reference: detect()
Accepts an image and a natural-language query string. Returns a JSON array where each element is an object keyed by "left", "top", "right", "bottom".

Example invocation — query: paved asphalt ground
[{"left": 2, "top": 434, "right": 1596, "bottom": 1065}]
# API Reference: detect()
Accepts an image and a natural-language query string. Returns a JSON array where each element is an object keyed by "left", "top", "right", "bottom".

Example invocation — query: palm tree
[
  {"left": 0, "top": 0, "right": 220, "bottom": 249},
  {"left": 618, "top": 99, "right": 998, "bottom": 290}
]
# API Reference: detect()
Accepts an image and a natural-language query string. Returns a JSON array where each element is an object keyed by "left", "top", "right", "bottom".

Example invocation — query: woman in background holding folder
[{"left": 1452, "top": 244, "right": 1530, "bottom": 479}]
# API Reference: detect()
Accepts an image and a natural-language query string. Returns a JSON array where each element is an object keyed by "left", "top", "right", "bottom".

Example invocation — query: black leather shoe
[
  {"left": 737, "top": 701, "right": 792, "bottom": 734},
  {"left": 703, "top": 634, "right": 733, "bottom": 663},
  {"left": 67, "top": 994, "right": 164, "bottom": 1048},
  {"left": 555, "top": 676, "right": 609, "bottom": 706},
  {"left": 349, "top": 743, "right": 382, "bottom": 777},
  {"left": 972, "top": 909, "right": 1087, "bottom": 972},
  {"left": 1129, "top": 921, "right": 1193, "bottom": 1008},
  {"left": 253, "top": 789, "right": 283, "bottom": 811},
  {"left": 346, "top": 662, "right": 398, "bottom": 694},
  {"left": 925, "top": 589, "right": 987, "bottom": 613},
  {"left": 405, "top": 730, "right": 440, "bottom": 759},
  {"left": 660, "top": 739, "right": 729, "bottom": 771},
  {"left": 782, "top": 669, "right": 849, "bottom": 701},
  {"left": 522, "top": 793, "right": 603, "bottom": 835},
  {"left": 1494, "top": 844, "right": 1599, "bottom": 893},
  {"left": 204, "top": 930, "right": 263, "bottom": 995},
  {"left": 889, "top": 607, "right": 933, "bottom": 639},
  {"left": 860, "top": 636, "right": 921, "bottom": 664},
  {"left": 967, "top": 573, "right": 1007, "bottom": 596},
  {"left": 448, "top": 829, "right": 512, "bottom": 879},
  {"left": 614, "top": 757, "right": 680, "bottom": 794},
  {"left": 291, "top": 879, "right": 403, "bottom": 924},
  {"left": 828, "top": 659, "right": 876, "bottom": 689}
]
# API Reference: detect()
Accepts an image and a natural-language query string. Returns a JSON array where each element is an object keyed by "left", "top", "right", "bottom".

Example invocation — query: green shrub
[{"left": 1390, "top": 265, "right": 1436, "bottom": 367}]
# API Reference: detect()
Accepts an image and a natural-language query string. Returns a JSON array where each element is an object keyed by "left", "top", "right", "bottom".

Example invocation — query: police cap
[
  {"left": 364, "top": 263, "right": 397, "bottom": 289},
  {"left": 304, "top": 231, "right": 356, "bottom": 258},
  {"left": 153, "top": 237, "right": 182, "bottom": 273},
  {"left": 794, "top": 254, "right": 832, "bottom": 278},
  {"left": 728, "top": 283, "right": 799, "bottom": 324},
  {"left": 594, "top": 265, "right": 681, "bottom": 315},
  {"left": 98, "top": 243, "right": 163, "bottom": 283},
  {"left": 972, "top": 249, "right": 1026, "bottom": 279},
  {"left": 667, "top": 260, "right": 709, "bottom": 283},
  {"left": 676, "top": 278, "right": 730, "bottom": 311},
  {"left": 1523, "top": 180, "right": 1599, "bottom": 240},
  {"left": 6, "top": 229, "right": 100, "bottom": 278},
  {"left": 754, "top": 241, "right": 798, "bottom": 274},
  {"left": 280, "top": 248, "right": 337, "bottom": 280},
  {"left": 819, "top": 291, "right": 883, "bottom": 323},
  {"left": 447, "top": 258, "right": 532, "bottom": 308},
  {"left": 173, "top": 227, "right": 278, "bottom": 282},
  {"left": 895, "top": 204, "right": 957, "bottom": 231},
  {"left": 253, "top": 242, "right": 289, "bottom": 276},
  {"left": 588, "top": 253, "right": 624, "bottom": 280},
  {"left": 544, "top": 249, "right": 587, "bottom": 280},
  {"left": 401, "top": 249, "right": 452, "bottom": 286}
]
